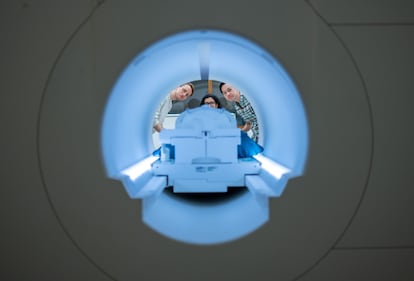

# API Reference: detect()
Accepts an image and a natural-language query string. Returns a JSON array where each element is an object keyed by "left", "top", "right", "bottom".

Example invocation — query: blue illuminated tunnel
[{"left": 101, "top": 30, "right": 308, "bottom": 245}]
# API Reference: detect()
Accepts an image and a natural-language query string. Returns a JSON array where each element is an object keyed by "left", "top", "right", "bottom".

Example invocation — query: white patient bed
[{"left": 152, "top": 106, "right": 261, "bottom": 192}]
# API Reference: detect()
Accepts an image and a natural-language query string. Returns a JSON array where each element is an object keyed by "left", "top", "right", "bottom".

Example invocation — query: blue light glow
[
  {"left": 253, "top": 154, "right": 290, "bottom": 179},
  {"left": 101, "top": 30, "right": 308, "bottom": 245},
  {"left": 121, "top": 155, "right": 159, "bottom": 181}
]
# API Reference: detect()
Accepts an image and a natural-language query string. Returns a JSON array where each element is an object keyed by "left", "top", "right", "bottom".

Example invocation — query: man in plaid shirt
[{"left": 219, "top": 83, "right": 259, "bottom": 142}]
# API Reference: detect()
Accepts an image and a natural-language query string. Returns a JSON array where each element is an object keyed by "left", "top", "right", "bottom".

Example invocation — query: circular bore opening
[{"left": 101, "top": 29, "right": 308, "bottom": 244}]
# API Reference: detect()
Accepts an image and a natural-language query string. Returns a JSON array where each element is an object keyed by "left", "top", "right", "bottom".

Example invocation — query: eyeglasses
[{"left": 204, "top": 101, "right": 216, "bottom": 105}]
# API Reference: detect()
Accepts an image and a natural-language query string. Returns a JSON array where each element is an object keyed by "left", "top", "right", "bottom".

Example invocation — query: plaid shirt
[{"left": 234, "top": 94, "right": 259, "bottom": 142}]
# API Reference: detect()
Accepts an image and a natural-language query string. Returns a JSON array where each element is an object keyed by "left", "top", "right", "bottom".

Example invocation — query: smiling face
[
  {"left": 174, "top": 84, "right": 193, "bottom": 100},
  {"left": 220, "top": 83, "right": 240, "bottom": 102}
]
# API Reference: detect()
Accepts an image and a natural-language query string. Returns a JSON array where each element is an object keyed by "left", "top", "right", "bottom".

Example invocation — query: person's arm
[
  {"left": 153, "top": 96, "right": 170, "bottom": 132},
  {"left": 240, "top": 121, "right": 252, "bottom": 132},
  {"left": 153, "top": 123, "right": 163, "bottom": 132},
  {"left": 153, "top": 109, "right": 162, "bottom": 132},
  {"left": 238, "top": 96, "right": 257, "bottom": 135}
]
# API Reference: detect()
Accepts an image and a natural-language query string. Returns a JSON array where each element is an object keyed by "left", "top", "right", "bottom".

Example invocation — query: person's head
[
  {"left": 172, "top": 82, "right": 195, "bottom": 101},
  {"left": 200, "top": 94, "right": 221, "bottom": 108},
  {"left": 219, "top": 82, "right": 240, "bottom": 102}
]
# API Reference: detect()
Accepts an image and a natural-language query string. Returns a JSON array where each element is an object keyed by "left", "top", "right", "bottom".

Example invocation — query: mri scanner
[
  {"left": 4, "top": 1, "right": 414, "bottom": 280},
  {"left": 101, "top": 30, "right": 308, "bottom": 244}
]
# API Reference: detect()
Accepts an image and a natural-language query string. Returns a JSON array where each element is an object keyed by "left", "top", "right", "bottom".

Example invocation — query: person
[
  {"left": 153, "top": 82, "right": 194, "bottom": 133},
  {"left": 199, "top": 94, "right": 263, "bottom": 158},
  {"left": 219, "top": 82, "right": 259, "bottom": 142},
  {"left": 199, "top": 94, "right": 222, "bottom": 108}
]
